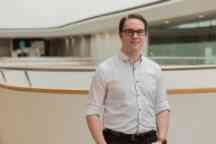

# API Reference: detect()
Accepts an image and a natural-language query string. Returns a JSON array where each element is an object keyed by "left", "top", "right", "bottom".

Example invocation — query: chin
[{"left": 131, "top": 45, "right": 142, "bottom": 51}]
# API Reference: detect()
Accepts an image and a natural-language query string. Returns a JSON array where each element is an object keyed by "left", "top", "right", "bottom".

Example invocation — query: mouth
[
  {"left": 130, "top": 41, "right": 141, "bottom": 45},
  {"left": 130, "top": 39, "right": 141, "bottom": 43}
]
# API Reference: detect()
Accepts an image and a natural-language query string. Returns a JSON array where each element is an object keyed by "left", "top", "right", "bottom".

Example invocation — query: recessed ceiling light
[
  {"left": 164, "top": 20, "right": 170, "bottom": 24},
  {"left": 198, "top": 15, "right": 205, "bottom": 19}
]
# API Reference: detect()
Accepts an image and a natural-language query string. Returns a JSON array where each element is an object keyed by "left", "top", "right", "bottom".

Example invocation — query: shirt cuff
[
  {"left": 156, "top": 101, "right": 170, "bottom": 114},
  {"left": 86, "top": 104, "right": 104, "bottom": 116}
]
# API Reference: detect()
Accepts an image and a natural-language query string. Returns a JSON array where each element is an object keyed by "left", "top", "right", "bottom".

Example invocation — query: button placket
[{"left": 135, "top": 67, "right": 146, "bottom": 133}]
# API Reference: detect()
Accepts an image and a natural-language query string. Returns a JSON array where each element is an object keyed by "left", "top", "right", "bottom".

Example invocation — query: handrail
[
  {"left": 0, "top": 57, "right": 216, "bottom": 71},
  {"left": 1, "top": 83, "right": 216, "bottom": 95},
  {"left": 1, "top": 64, "right": 216, "bottom": 71},
  {"left": 167, "top": 88, "right": 216, "bottom": 95},
  {"left": 0, "top": 83, "right": 89, "bottom": 95},
  {"left": 0, "top": 66, "right": 95, "bottom": 72},
  {"left": 162, "top": 65, "right": 216, "bottom": 71},
  {"left": 151, "top": 56, "right": 216, "bottom": 60},
  {"left": 0, "top": 57, "right": 96, "bottom": 71}
]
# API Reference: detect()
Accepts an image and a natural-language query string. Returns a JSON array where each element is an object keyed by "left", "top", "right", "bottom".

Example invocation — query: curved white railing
[{"left": 1, "top": 57, "right": 216, "bottom": 94}]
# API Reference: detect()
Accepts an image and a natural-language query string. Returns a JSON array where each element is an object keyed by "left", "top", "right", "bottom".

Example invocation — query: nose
[{"left": 131, "top": 32, "right": 139, "bottom": 38}]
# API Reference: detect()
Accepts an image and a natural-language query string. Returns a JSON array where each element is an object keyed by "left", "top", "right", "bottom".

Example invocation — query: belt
[{"left": 103, "top": 128, "right": 157, "bottom": 142}]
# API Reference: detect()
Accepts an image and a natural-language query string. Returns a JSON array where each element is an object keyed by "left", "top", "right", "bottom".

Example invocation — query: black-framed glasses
[{"left": 122, "top": 29, "right": 145, "bottom": 37}]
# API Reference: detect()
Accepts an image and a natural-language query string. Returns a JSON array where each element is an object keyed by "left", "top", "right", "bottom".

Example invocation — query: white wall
[
  {"left": 0, "top": 87, "right": 216, "bottom": 144},
  {"left": 164, "top": 68, "right": 216, "bottom": 89},
  {"left": 0, "top": 87, "right": 93, "bottom": 144},
  {"left": 168, "top": 93, "right": 216, "bottom": 144}
]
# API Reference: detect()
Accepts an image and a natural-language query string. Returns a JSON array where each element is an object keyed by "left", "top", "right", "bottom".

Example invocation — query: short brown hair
[{"left": 119, "top": 14, "right": 148, "bottom": 34}]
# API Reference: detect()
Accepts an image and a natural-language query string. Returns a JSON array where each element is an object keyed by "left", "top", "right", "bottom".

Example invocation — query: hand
[
  {"left": 96, "top": 140, "right": 107, "bottom": 144},
  {"left": 153, "top": 139, "right": 167, "bottom": 144},
  {"left": 152, "top": 141, "right": 162, "bottom": 144},
  {"left": 97, "top": 142, "right": 107, "bottom": 144}
]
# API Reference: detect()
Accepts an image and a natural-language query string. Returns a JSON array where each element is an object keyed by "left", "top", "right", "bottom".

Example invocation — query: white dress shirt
[{"left": 86, "top": 51, "right": 170, "bottom": 134}]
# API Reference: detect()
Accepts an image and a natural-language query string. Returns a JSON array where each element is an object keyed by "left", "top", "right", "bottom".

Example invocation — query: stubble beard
[{"left": 128, "top": 43, "right": 143, "bottom": 55}]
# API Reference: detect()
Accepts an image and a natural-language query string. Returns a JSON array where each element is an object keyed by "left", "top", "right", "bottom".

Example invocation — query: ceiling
[
  {"left": 0, "top": 0, "right": 216, "bottom": 38},
  {"left": 0, "top": 0, "right": 161, "bottom": 28}
]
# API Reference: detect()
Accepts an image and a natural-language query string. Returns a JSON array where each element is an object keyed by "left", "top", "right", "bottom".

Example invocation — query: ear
[{"left": 119, "top": 32, "right": 123, "bottom": 38}]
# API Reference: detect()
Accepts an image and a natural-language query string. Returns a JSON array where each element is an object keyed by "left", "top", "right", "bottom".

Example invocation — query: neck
[{"left": 121, "top": 47, "right": 141, "bottom": 63}]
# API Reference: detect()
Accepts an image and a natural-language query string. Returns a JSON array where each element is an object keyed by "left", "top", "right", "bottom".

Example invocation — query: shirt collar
[{"left": 118, "top": 50, "right": 143, "bottom": 64}]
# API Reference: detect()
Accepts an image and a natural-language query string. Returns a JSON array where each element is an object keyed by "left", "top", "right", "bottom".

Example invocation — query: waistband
[{"left": 103, "top": 128, "right": 157, "bottom": 142}]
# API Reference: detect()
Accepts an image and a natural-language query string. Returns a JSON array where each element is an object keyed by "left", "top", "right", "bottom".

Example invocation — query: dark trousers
[{"left": 103, "top": 128, "right": 157, "bottom": 144}]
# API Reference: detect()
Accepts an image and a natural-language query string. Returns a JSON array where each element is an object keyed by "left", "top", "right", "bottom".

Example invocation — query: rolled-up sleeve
[
  {"left": 86, "top": 68, "right": 107, "bottom": 117},
  {"left": 155, "top": 69, "right": 170, "bottom": 114}
]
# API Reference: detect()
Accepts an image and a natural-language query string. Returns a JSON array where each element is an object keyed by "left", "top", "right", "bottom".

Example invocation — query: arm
[
  {"left": 86, "top": 115, "right": 107, "bottom": 144},
  {"left": 156, "top": 110, "right": 170, "bottom": 143},
  {"left": 86, "top": 68, "right": 107, "bottom": 144},
  {"left": 155, "top": 69, "right": 170, "bottom": 144}
]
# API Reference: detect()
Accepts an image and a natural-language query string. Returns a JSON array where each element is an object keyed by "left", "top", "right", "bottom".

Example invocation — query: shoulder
[
  {"left": 142, "top": 56, "right": 161, "bottom": 71},
  {"left": 141, "top": 56, "right": 162, "bottom": 79},
  {"left": 96, "top": 55, "right": 117, "bottom": 72},
  {"left": 95, "top": 55, "right": 117, "bottom": 78}
]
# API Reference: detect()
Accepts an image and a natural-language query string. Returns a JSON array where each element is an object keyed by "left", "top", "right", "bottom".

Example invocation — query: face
[{"left": 120, "top": 18, "right": 146, "bottom": 54}]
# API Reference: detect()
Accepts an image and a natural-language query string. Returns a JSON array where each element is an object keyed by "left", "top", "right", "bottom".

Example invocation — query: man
[{"left": 86, "top": 14, "right": 170, "bottom": 144}]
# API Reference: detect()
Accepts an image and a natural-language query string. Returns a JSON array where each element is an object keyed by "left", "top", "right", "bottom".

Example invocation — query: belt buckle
[
  {"left": 131, "top": 134, "right": 136, "bottom": 141},
  {"left": 131, "top": 133, "right": 139, "bottom": 141}
]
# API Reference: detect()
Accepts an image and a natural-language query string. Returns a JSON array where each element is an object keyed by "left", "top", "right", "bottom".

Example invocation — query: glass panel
[{"left": 148, "top": 18, "right": 216, "bottom": 65}]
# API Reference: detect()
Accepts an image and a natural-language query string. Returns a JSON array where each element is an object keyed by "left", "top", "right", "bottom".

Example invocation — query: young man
[{"left": 86, "top": 14, "right": 170, "bottom": 144}]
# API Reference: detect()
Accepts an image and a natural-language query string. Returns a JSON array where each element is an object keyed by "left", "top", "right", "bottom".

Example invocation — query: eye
[
  {"left": 137, "top": 30, "right": 145, "bottom": 34},
  {"left": 123, "top": 29, "right": 145, "bottom": 36}
]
